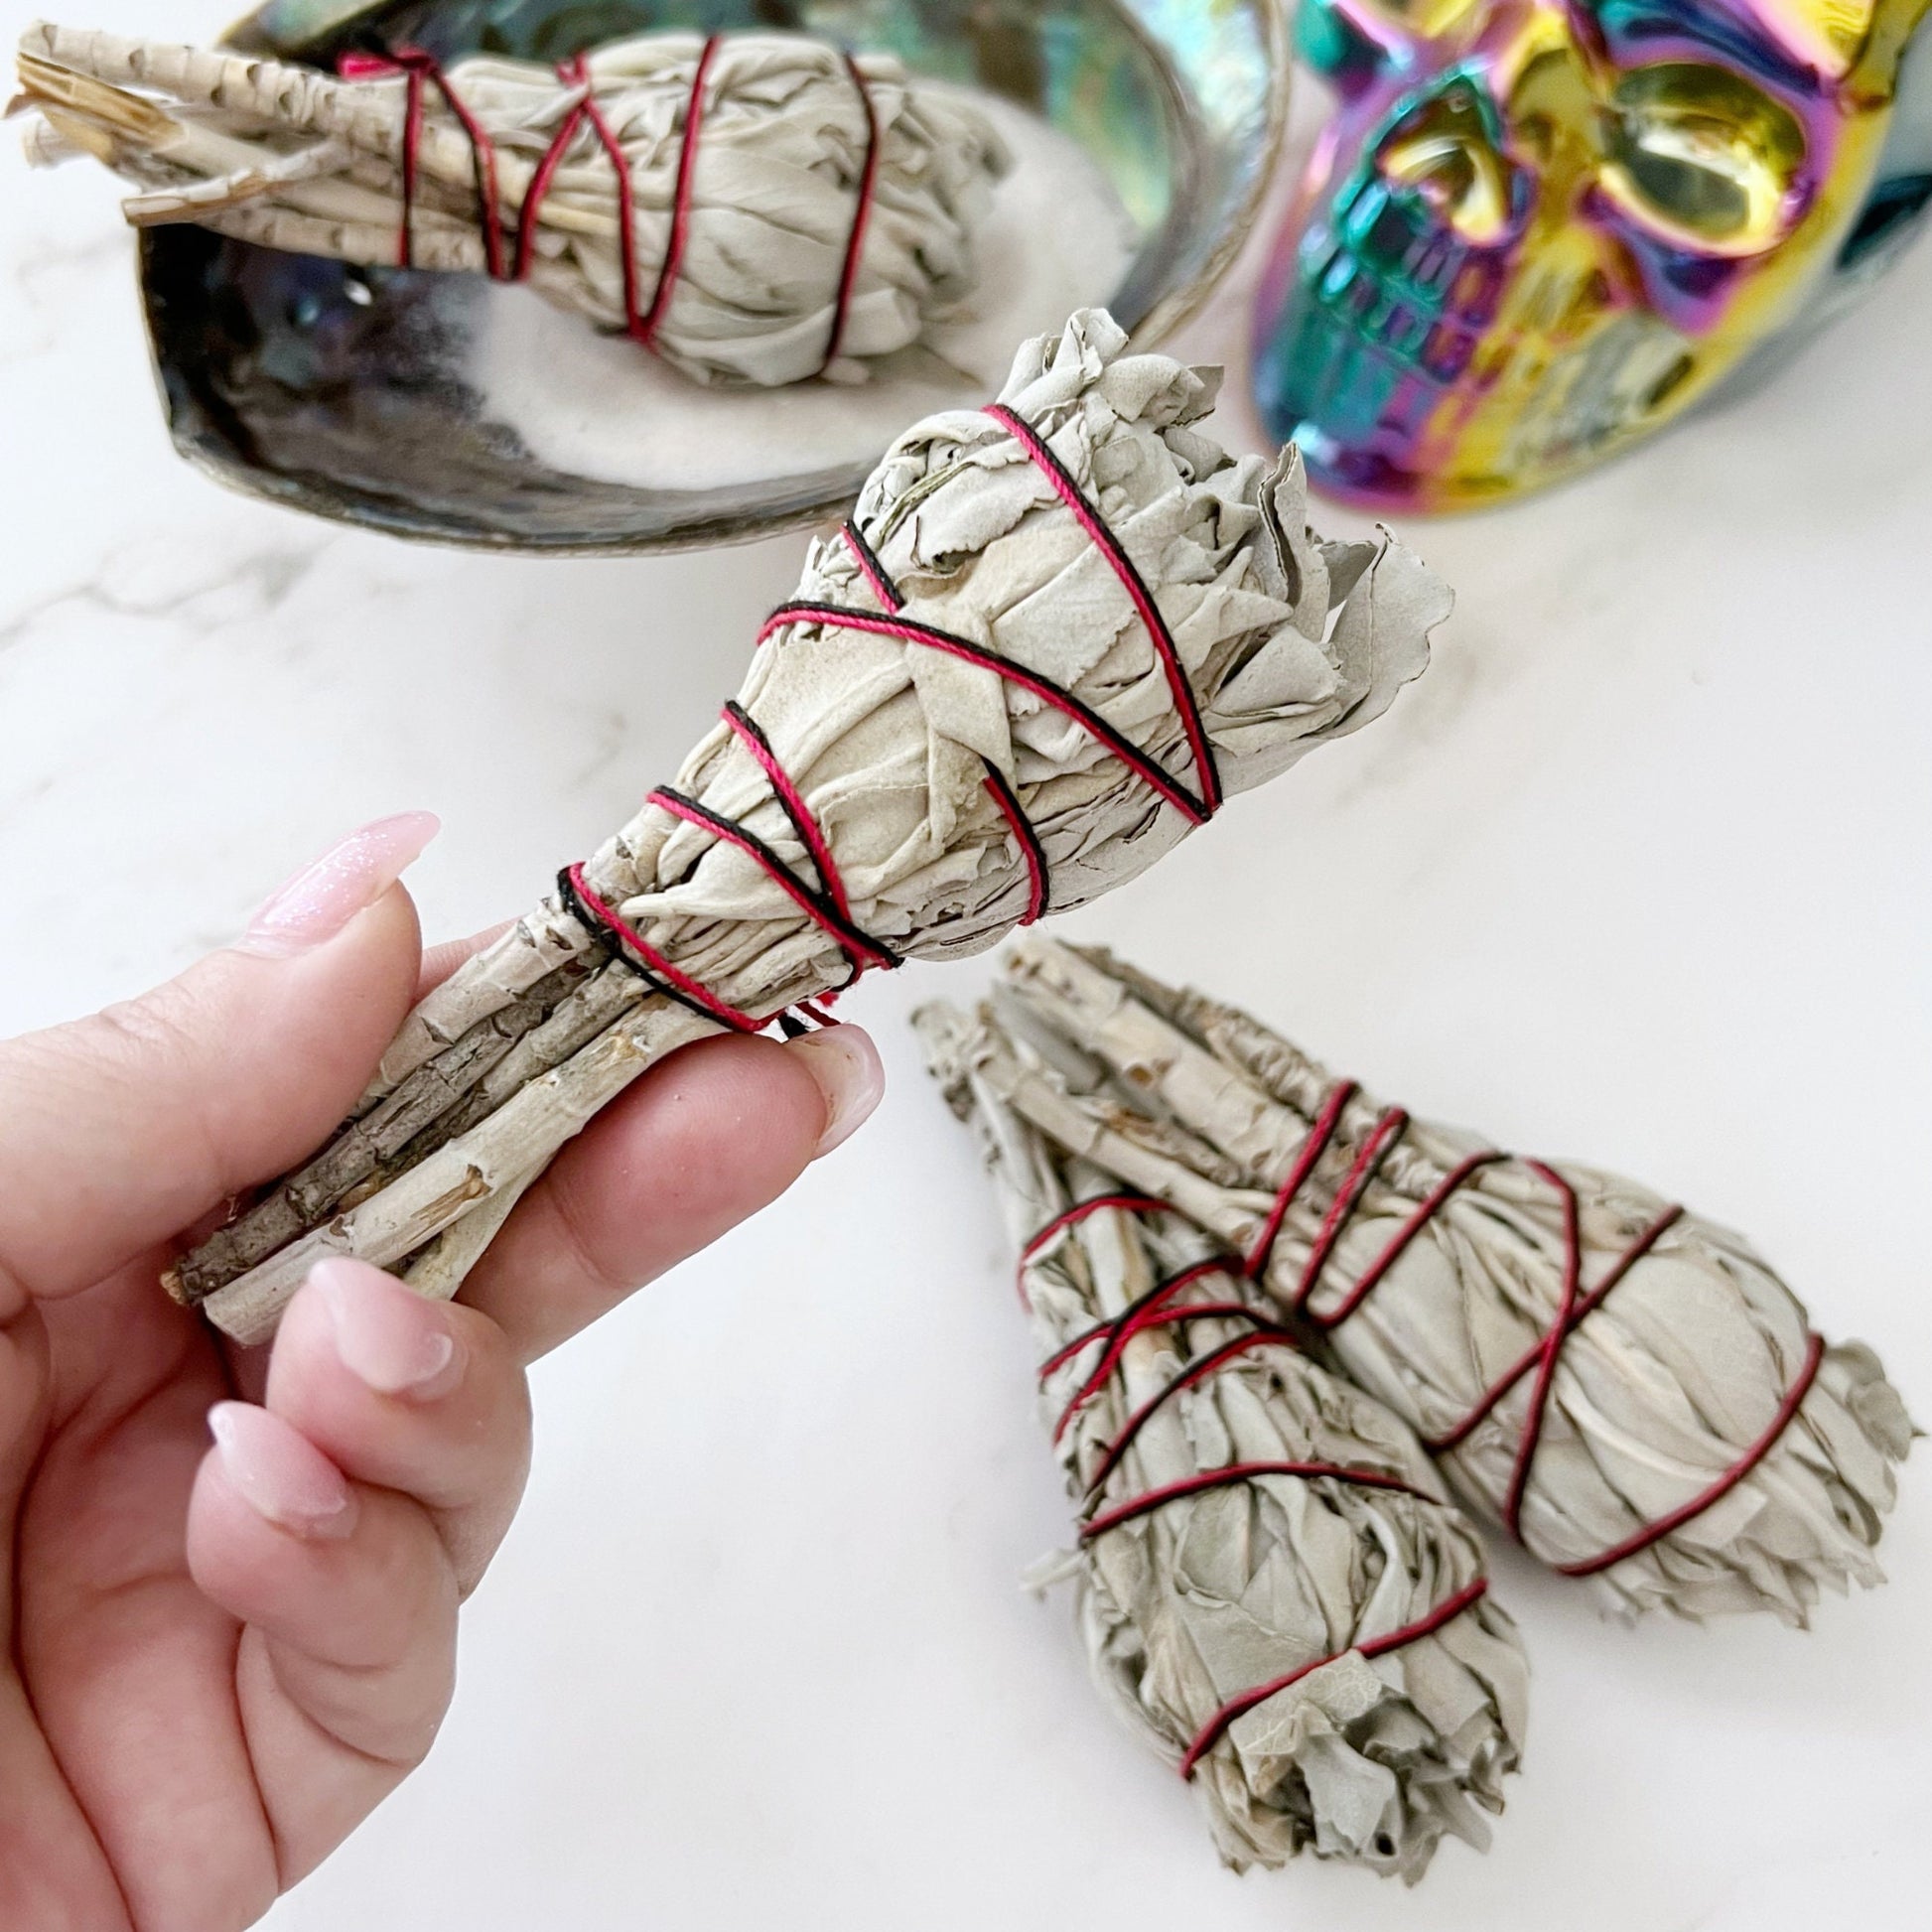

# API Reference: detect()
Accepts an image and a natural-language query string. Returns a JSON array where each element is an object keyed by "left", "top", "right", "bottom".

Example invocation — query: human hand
[{"left": 0, "top": 814, "right": 883, "bottom": 1931}]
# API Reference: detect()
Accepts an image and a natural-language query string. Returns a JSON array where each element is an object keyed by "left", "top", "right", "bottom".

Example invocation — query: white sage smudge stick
[
  {"left": 973, "top": 936, "right": 1914, "bottom": 1625},
  {"left": 168, "top": 310, "right": 1451, "bottom": 1343},
  {"left": 11, "top": 22, "right": 1008, "bottom": 386},
  {"left": 916, "top": 1001, "right": 1526, "bottom": 1880}
]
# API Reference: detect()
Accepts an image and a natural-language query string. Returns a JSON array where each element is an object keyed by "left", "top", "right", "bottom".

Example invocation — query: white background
[{"left": 2, "top": 8, "right": 1928, "bottom": 1927}]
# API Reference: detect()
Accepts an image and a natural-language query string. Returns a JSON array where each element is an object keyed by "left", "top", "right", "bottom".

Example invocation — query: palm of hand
[{"left": 7, "top": 1241, "right": 353, "bottom": 1930}]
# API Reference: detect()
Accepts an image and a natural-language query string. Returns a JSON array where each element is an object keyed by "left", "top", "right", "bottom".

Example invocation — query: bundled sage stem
[
  {"left": 169, "top": 312, "right": 1451, "bottom": 1342},
  {"left": 972, "top": 937, "right": 1913, "bottom": 1624},
  {"left": 13, "top": 22, "right": 1008, "bottom": 385},
  {"left": 917, "top": 1001, "right": 1526, "bottom": 1879}
]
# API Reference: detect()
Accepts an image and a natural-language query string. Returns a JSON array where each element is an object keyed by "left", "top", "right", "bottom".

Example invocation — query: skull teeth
[{"left": 1300, "top": 185, "right": 1493, "bottom": 386}]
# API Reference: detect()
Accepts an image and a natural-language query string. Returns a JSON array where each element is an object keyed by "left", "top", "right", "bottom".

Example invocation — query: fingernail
[
  {"left": 311, "top": 1258, "right": 463, "bottom": 1400},
  {"left": 207, "top": 1402, "right": 357, "bottom": 1541},
  {"left": 237, "top": 811, "right": 441, "bottom": 958},
  {"left": 786, "top": 1024, "right": 885, "bottom": 1158}
]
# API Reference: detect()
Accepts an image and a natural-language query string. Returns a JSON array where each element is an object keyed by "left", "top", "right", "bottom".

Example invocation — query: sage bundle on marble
[
  {"left": 917, "top": 1002, "right": 1526, "bottom": 1879},
  {"left": 965, "top": 938, "right": 1912, "bottom": 1625},
  {"left": 164, "top": 310, "right": 1451, "bottom": 1343},
  {"left": 13, "top": 22, "right": 1008, "bottom": 386}
]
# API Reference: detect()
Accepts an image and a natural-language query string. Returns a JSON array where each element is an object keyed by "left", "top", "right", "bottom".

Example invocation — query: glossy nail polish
[
  {"left": 311, "top": 1258, "right": 463, "bottom": 1400},
  {"left": 237, "top": 811, "right": 440, "bottom": 958},
  {"left": 207, "top": 1402, "right": 357, "bottom": 1540}
]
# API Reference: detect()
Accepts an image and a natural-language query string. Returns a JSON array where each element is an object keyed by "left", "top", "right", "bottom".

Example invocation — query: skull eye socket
[{"left": 1603, "top": 65, "right": 1808, "bottom": 256}]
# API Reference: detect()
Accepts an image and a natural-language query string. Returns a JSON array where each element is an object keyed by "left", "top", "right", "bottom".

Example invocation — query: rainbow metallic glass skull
[{"left": 1253, "top": 0, "right": 1932, "bottom": 508}]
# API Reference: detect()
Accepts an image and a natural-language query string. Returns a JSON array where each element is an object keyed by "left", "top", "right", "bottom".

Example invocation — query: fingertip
[
  {"left": 305, "top": 1259, "right": 464, "bottom": 1401},
  {"left": 189, "top": 1420, "right": 458, "bottom": 1682},
  {"left": 205, "top": 1401, "right": 357, "bottom": 1543},
  {"left": 235, "top": 813, "right": 439, "bottom": 961},
  {"left": 783, "top": 1023, "right": 885, "bottom": 1158},
  {"left": 188, "top": 1454, "right": 461, "bottom": 1771},
  {"left": 262, "top": 1264, "right": 528, "bottom": 1585}
]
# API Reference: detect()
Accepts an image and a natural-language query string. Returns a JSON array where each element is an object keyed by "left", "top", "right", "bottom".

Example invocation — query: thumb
[{"left": 0, "top": 814, "right": 438, "bottom": 1314}]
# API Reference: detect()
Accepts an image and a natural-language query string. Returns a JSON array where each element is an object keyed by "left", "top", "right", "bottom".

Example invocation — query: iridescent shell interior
[{"left": 140, "top": 0, "right": 1288, "bottom": 551}]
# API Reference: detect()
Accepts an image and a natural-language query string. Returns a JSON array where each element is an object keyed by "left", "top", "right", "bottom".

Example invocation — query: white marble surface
[{"left": 3, "top": 9, "right": 1930, "bottom": 1926}]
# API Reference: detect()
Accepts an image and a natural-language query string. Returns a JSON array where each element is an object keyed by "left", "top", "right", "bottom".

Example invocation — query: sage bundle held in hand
[
  {"left": 918, "top": 1002, "right": 1526, "bottom": 1880},
  {"left": 971, "top": 938, "right": 1912, "bottom": 1624},
  {"left": 13, "top": 22, "right": 1008, "bottom": 386},
  {"left": 168, "top": 311, "right": 1451, "bottom": 1343}
]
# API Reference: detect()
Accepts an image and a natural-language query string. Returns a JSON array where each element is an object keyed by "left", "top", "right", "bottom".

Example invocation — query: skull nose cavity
[{"left": 1378, "top": 131, "right": 1514, "bottom": 244}]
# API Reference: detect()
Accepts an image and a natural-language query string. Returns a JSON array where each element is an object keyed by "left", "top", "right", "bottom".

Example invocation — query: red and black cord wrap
[
  {"left": 1240, "top": 1082, "right": 1827, "bottom": 1577},
  {"left": 561, "top": 404, "right": 1222, "bottom": 1036},
  {"left": 1021, "top": 1194, "right": 1489, "bottom": 1783},
  {"left": 337, "top": 38, "right": 878, "bottom": 367}
]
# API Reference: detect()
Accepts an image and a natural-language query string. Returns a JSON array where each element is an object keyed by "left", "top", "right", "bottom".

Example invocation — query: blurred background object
[
  {"left": 1252, "top": 0, "right": 1932, "bottom": 510},
  {"left": 109, "top": 0, "right": 1290, "bottom": 551}
]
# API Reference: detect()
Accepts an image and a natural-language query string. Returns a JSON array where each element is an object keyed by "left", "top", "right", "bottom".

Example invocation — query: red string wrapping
[
  {"left": 1242, "top": 1079, "right": 1357, "bottom": 1280},
  {"left": 1241, "top": 1080, "right": 1824, "bottom": 1574},
  {"left": 839, "top": 519, "right": 901, "bottom": 612},
  {"left": 982, "top": 765, "right": 1048, "bottom": 926},
  {"left": 1556, "top": 1331, "right": 1824, "bottom": 1578},
  {"left": 340, "top": 45, "right": 587, "bottom": 283},
  {"left": 1023, "top": 1196, "right": 1486, "bottom": 1784},
  {"left": 1177, "top": 1578, "right": 1490, "bottom": 1780},
  {"left": 1315, "top": 1148, "right": 1509, "bottom": 1330},
  {"left": 629, "top": 35, "right": 719, "bottom": 345},
  {"left": 644, "top": 785, "right": 896, "bottom": 977},
  {"left": 1018, "top": 1193, "right": 1167, "bottom": 1309},
  {"left": 566, "top": 403, "right": 1221, "bottom": 1044},
  {"left": 1081, "top": 1328, "right": 1309, "bottom": 1501},
  {"left": 1425, "top": 1203, "right": 1682, "bottom": 1454},
  {"left": 1045, "top": 1259, "right": 1240, "bottom": 1440},
  {"left": 510, "top": 58, "right": 593, "bottom": 279},
  {"left": 340, "top": 38, "right": 885, "bottom": 362},
  {"left": 1292, "top": 1105, "right": 1410, "bottom": 1309},
  {"left": 759, "top": 603, "right": 1213, "bottom": 824},
  {"left": 820, "top": 54, "right": 881, "bottom": 371},
  {"left": 339, "top": 48, "right": 505, "bottom": 272},
  {"left": 719, "top": 700, "right": 872, "bottom": 945},
  {"left": 559, "top": 861, "right": 765, "bottom": 1034},
  {"left": 835, "top": 522, "right": 1051, "bottom": 925},
  {"left": 984, "top": 403, "right": 1222, "bottom": 818},
  {"left": 1080, "top": 1461, "right": 1433, "bottom": 1541}
]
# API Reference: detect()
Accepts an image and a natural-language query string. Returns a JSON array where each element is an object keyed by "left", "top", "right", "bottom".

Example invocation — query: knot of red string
[
  {"left": 336, "top": 38, "right": 876, "bottom": 367},
  {"left": 1020, "top": 1195, "right": 1488, "bottom": 1781},
  {"left": 563, "top": 405, "right": 1221, "bottom": 1037},
  {"left": 1239, "top": 1080, "right": 1825, "bottom": 1576},
  {"left": 338, "top": 46, "right": 508, "bottom": 277}
]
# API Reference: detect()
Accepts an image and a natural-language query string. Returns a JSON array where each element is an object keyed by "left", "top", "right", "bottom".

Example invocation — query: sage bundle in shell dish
[
  {"left": 917, "top": 1001, "right": 1527, "bottom": 1880},
  {"left": 970, "top": 938, "right": 1912, "bottom": 1624},
  {"left": 13, "top": 22, "right": 1008, "bottom": 386},
  {"left": 167, "top": 311, "right": 1452, "bottom": 1343}
]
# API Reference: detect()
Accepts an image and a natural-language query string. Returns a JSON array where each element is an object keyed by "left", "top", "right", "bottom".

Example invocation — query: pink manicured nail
[
  {"left": 237, "top": 811, "right": 441, "bottom": 957},
  {"left": 786, "top": 1024, "right": 886, "bottom": 1158},
  {"left": 207, "top": 1402, "right": 357, "bottom": 1540},
  {"left": 311, "top": 1258, "right": 463, "bottom": 1400}
]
